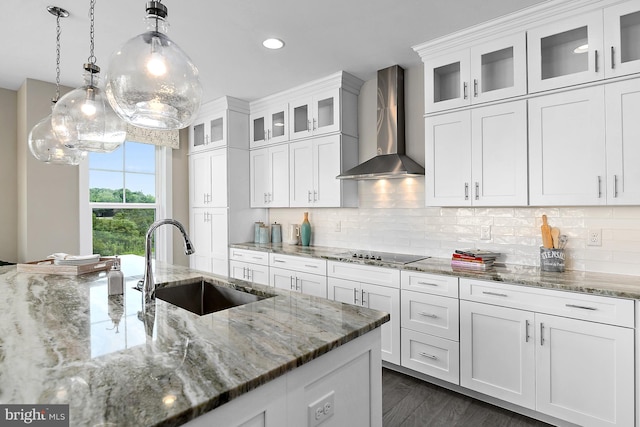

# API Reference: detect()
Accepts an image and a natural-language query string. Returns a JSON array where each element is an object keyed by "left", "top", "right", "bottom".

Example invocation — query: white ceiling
[{"left": 4, "top": 0, "right": 547, "bottom": 103}]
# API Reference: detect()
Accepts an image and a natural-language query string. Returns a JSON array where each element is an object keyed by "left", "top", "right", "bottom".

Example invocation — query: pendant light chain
[
  {"left": 54, "top": 12, "right": 62, "bottom": 102},
  {"left": 88, "top": 0, "right": 97, "bottom": 66}
]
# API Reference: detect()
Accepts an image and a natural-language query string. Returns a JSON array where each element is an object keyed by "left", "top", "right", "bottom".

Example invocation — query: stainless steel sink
[{"left": 154, "top": 278, "right": 274, "bottom": 316}]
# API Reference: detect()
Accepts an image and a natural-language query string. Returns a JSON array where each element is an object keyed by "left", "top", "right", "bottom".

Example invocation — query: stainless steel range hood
[{"left": 337, "top": 65, "right": 424, "bottom": 180}]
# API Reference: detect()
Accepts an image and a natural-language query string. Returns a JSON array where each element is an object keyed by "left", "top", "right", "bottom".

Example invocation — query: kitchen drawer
[
  {"left": 401, "top": 328, "right": 460, "bottom": 385},
  {"left": 327, "top": 261, "right": 400, "bottom": 288},
  {"left": 270, "top": 266, "right": 327, "bottom": 298},
  {"left": 401, "top": 290, "right": 459, "bottom": 341},
  {"left": 460, "top": 278, "right": 634, "bottom": 328},
  {"left": 401, "top": 270, "right": 458, "bottom": 297},
  {"left": 229, "top": 248, "right": 269, "bottom": 266},
  {"left": 229, "top": 260, "right": 269, "bottom": 286},
  {"left": 269, "top": 253, "right": 327, "bottom": 276}
]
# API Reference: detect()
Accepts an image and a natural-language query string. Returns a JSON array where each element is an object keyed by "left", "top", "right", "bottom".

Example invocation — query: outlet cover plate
[{"left": 587, "top": 229, "right": 602, "bottom": 246}]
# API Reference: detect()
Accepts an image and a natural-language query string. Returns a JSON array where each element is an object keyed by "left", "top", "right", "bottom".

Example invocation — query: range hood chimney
[{"left": 337, "top": 65, "right": 424, "bottom": 180}]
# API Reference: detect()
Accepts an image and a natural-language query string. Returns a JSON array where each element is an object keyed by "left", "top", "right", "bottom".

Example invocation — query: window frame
[{"left": 79, "top": 143, "right": 173, "bottom": 263}]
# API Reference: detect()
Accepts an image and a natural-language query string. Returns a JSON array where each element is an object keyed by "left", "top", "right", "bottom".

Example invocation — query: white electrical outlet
[
  {"left": 334, "top": 221, "right": 341, "bottom": 232},
  {"left": 480, "top": 225, "right": 491, "bottom": 240},
  {"left": 308, "top": 391, "right": 335, "bottom": 427},
  {"left": 588, "top": 229, "right": 602, "bottom": 246}
]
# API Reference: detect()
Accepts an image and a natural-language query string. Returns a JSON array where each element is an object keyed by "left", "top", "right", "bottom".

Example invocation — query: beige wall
[
  {"left": 0, "top": 88, "right": 17, "bottom": 262},
  {"left": 2, "top": 78, "right": 190, "bottom": 265}
]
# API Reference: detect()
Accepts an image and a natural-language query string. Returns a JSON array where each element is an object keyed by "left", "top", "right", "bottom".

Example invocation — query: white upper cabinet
[
  {"left": 424, "top": 32, "right": 527, "bottom": 112},
  {"left": 425, "top": 100, "right": 528, "bottom": 206},
  {"left": 190, "top": 113, "right": 225, "bottom": 153},
  {"left": 189, "top": 149, "right": 228, "bottom": 208},
  {"left": 528, "top": 0, "right": 640, "bottom": 92},
  {"left": 289, "top": 135, "right": 358, "bottom": 208},
  {"left": 528, "top": 11, "right": 604, "bottom": 93},
  {"left": 605, "top": 78, "right": 640, "bottom": 204},
  {"left": 604, "top": 0, "right": 640, "bottom": 78},
  {"left": 289, "top": 88, "right": 341, "bottom": 140},
  {"left": 249, "top": 104, "right": 289, "bottom": 148},
  {"left": 529, "top": 86, "right": 606, "bottom": 206},
  {"left": 250, "top": 145, "right": 289, "bottom": 208}
]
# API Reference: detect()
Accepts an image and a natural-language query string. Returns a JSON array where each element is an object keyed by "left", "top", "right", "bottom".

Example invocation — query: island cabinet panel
[{"left": 183, "top": 329, "right": 382, "bottom": 427}]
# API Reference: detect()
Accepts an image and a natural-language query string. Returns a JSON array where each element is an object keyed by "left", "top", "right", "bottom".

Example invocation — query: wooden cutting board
[{"left": 541, "top": 215, "right": 553, "bottom": 249}]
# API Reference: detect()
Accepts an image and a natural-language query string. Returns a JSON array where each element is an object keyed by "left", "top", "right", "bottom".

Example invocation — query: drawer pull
[
  {"left": 540, "top": 322, "right": 545, "bottom": 346},
  {"left": 525, "top": 320, "right": 530, "bottom": 343},
  {"left": 565, "top": 304, "right": 597, "bottom": 311},
  {"left": 418, "top": 312, "right": 438, "bottom": 319},
  {"left": 273, "top": 259, "right": 285, "bottom": 263},
  {"left": 252, "top": 256, "right": 262, "bottom": 260},
  {"left": 417, "top": 281, "right": 438, "bottom": 287},
  {"left": 419, "top": 352, "right": 438, "bottom": 360},
  {"left": 304, "top": 264, "right": 318, "bottom": 268},
  {"left": 482, "top": 291, "right": 508, "bottom": 297}
]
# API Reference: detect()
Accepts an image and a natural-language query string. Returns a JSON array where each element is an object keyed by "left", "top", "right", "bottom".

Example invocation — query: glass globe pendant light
[
  {"left": 105, "top": 1, "right": 202, "bottom": 130},
  {"left": 28, "top": 6, "right": 87, "bottom": 165},
  {"left": 51, "top": 0, "right": 126, "bottom": 153}
]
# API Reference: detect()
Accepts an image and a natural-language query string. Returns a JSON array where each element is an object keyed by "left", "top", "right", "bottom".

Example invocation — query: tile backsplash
[{"left": 268, "top": 178, "right": 640, "bottom": 276}]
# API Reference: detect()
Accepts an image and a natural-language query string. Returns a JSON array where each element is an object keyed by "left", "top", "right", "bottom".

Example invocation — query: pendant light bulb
[
  {"left": 105, "top": 1, "right": 202, "bottom": 130},
  {"left": 51, "top": 0, "right": 126, "bottom": 153},
  {"left": 28, "top": 5, "right": 87, "bottom": 166}
]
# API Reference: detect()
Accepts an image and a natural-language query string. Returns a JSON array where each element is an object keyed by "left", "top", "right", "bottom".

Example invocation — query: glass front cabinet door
[
  {"left": 190, "top": 113, "right": 225, "bottom": 153},
  {"left": 425, "top": 32, "right": 526, "bottom": 112},
  {"left": 249, "top": 104, "right": 288, "bottom": 148},
  {"left": 289, "top": 88, "right": 341, "bottom": 140},
  {"left": 604, "top": 0, "right": 640, "bottom": 78},
  {"left": 527, "top": 11, "right": 604, "bottom": 93}
]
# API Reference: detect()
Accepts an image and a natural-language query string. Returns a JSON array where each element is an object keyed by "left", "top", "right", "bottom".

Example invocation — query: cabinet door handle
[
  {"left": 264, "top": 130, "right": 267, "bottom": 141},
  {"left": 419, "top": 352, "right": 438, "bottom": 360},
  {"left": 464, "top": 183, "right": 469, "bottom": 200},
  {"left": 248, "top": 269, "right": 253, "bottom": 282},
  {"left": 205, "top": 135, "right": 210, "bottom": 144},
  {"left": 307, "top": 120, "right": 311, "bottom": 132},
  {"left": 595, "top": 49, "right": 599, "bottom": 73},
  {"left": 611, "top": 46, "right": 615, "bottom": 69},
  {"left": 354, "top": 288, "right": 359, "bottom": 304},
  {"left": 417, "top": 281, "right": 438, "bottom": 287},
  {"left": 418, "top": 312, "right": 438, "bottom": 319},
  {"left": 566, "top": 304, "right": 597, "bottom": 311},
  {"left": 597, "top": 176, "right": 602, "bottom": 198},
  {"left": 540, "top": 322, "right": 545, "bottom": 346},
  {"left": 463, "top": 81, "right": 468, "bottom": 100},
  {"left": 204, "top": 193, "right": 207, "bottom": 204},
  {"left": 482, "top": 291, "right": 508, "bottom": 297},
  {"left": 614, "top": 175, "right": 618, "bottom": 198},
  {"left": 525, "top": 319, "right": 530, "bottom": 343},
  {"left": 290, "top": 276, "right": 295, "bottom": 290},
  {"left": 264, "top": 193, "right": 268, "bottom": 203},
  {"left": 314, "top": 190, "right": 318, "bottom": 202},
  {"left": 313, "top": 118, "right": 317, "bottom": 130},
  {"left": 473, "top": 79, "right": 478, "bottom": 97},
  {"left": 268, "top": 192, "right": 272, "bottom": 203},
  {"left": 268, "top": 129, "right": 271, "bottom": 140},
  {"left": 361, "top": 289, "right": 367, "bottom": 307},
  {"left": 308, "top": 190, "right": 312, "bottom": 202},
  {"left": 475, "top": 182, "right": 479, "bottom": 200}
]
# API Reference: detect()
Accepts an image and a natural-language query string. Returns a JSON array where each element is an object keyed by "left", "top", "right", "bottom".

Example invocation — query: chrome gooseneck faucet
[{"left": 138, "top": 219, "right": 195, "bottom": 310}]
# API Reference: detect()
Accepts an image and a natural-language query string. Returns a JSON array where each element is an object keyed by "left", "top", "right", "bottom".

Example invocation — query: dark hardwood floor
[{"left": 382, "top": 369, "right": 553, "bottom": 427}]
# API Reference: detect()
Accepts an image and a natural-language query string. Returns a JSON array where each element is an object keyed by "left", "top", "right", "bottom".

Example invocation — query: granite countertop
[
  {"left": 231, "top": 242, "right": 640, "bottom": 300},
  {"left": 0, "top": 256, "right": 388, "bottom": 427}
]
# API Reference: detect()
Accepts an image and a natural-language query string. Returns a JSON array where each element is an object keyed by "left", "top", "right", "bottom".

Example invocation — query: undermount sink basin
[{"left": 154, "top": 277, "right": 274, "bottom": 316}]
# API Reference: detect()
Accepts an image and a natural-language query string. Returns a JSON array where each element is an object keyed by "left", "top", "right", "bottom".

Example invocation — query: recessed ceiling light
[
  {"left": 263, "top": 38, "right": 285, "bottom": 50},
  {"left": 574, "top": 44, "right": 589, "bottom": 54}
]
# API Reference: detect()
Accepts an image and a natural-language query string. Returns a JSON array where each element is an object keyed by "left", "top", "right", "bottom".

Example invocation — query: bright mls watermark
[{"left": 1, "top": 405, "right": 69, "bottom": 426}]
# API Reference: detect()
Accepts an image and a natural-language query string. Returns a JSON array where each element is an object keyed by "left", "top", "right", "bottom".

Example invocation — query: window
[{"left": 79, "top": 141, "right": 173, "bottom": 261}]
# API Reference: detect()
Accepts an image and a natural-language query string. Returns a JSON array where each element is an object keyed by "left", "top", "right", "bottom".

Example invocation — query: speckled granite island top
[
  {"left": 0, "top": 256, "right": 388, "bottom": 426},
  {"left": 231, "top": 242, "right": 640, "bottom": 299}
]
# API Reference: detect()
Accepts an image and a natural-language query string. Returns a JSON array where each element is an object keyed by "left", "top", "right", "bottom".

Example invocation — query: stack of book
[{"left": 450, "top": 249, "right": 500, "bottom": 270}]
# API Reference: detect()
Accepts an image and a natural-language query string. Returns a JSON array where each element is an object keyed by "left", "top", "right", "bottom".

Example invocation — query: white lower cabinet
[
  {"left": 400, "top": 271, "right": 460, "bottom": 384},
  {"left": 229, "top": 249, "right": 269, "bottom": 286},
  {"left": 271, "top": 266, "right": 327, "bottom": 298},
  {"left": 328, "top": 262, "right": 400, "bottom": 365},
  {"left": 460, "top": 279, "right": 635, "bottom": 427},
  {"left": 190, "top": 208, "right": 229, "bottom": 276}
]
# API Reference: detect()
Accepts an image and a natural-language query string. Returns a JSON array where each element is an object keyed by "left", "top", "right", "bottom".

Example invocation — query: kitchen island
[{"left": 0, "top": 256, "right": 388, "bottom": 426}]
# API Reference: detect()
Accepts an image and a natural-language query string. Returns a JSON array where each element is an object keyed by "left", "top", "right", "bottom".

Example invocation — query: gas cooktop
[{"left": 334, "top": 250, "right": 429, "bottom": 265}]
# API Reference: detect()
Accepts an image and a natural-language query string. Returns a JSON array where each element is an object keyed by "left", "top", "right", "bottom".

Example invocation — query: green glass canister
[{"left": 300, "top": 212, "right": 311, "bottom": 246}]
